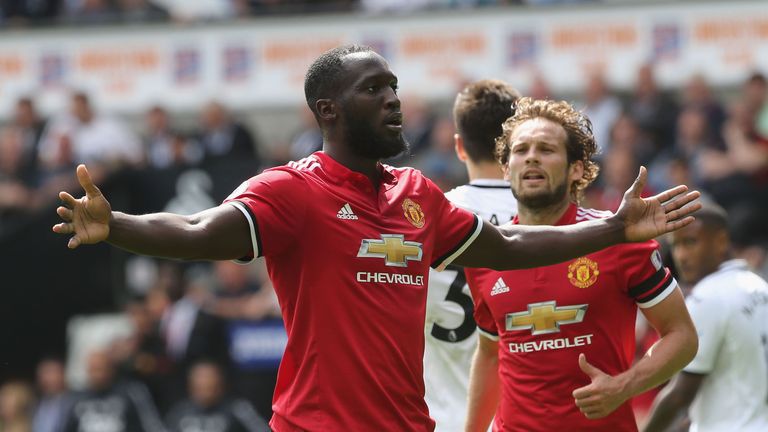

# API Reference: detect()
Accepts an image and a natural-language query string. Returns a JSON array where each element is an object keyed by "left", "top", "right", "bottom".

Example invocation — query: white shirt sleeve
[{"left": 684, "top": 290, "right": 726, "bottom": 374}]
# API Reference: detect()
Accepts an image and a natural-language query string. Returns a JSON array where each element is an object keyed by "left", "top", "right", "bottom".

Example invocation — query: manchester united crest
[
  {"left": 567, "top": 257, "right": 599, "bottom": 289},
  {"left": 402, "top": 198, "right": 425, "bottom": 228}
]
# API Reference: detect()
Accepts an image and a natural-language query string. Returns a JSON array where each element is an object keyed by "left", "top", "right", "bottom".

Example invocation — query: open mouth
[
  {"left": 385, "top": 113, "right": 403, "bottom": 130},
  {"left": 522, "top": 172, "right": 546, "bottom": 181}
]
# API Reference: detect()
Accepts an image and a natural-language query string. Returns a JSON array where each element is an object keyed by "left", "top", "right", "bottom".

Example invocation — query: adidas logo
[
  {"left": 337, "top": 203, "right": 358, "bottom": 220},
  {"left": 490, "top": 277, "right": 510, "bottom": 296}
]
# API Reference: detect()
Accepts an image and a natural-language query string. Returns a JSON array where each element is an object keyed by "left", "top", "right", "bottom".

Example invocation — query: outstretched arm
[
  {"left": 454, "top": 167, "right": 700, "bottom": 270},
  {"left": 53, "top": 165, "right": 252, "bottom": 261}
]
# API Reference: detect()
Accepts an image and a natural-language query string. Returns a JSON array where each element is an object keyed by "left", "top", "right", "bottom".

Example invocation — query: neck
[
  {"left": 323, "top": 141, "right": 381, "bottom": 186},
  {"left": 466, "top": 160, "right": 505, "bottom": 182},
  {"left": 517, "top": 199, "right": 572, "bottom": 226}
]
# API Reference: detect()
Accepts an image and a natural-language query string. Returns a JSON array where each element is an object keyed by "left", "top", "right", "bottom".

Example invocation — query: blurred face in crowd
[
  {"left": 14, "top": 99, "right": 36, "bottom": 127},
  {"left": 71, "top": 94, "right": 93, "bottom": 123},
  {"left": 86, "top": 351, "right": 115, "bottom": 391},
  {"left": 336, "top": 52, "right": 406, "bottom": 160},
  {"left": 507, "top": 117, "right": 581, "bottom": 210},
  {"left": 671, "top": 220, "right": 728, "bottom": 285},
  {"left": 0, "top": 382, "right": 33, "bottom": 421},
  {"left": 37, "top": 359, "right": 67, "bottom": 396},
  {"left": 202, "top": 102, "right": 227, "bottom": 129},
  {"left": 215, "top": 261, "right": 249, "bottom": 293},
  {"left": 189, "top": 363, "right": 224, "bottom": 408},
  {"left": 0, "top": 127, "right": 24, "bottom": 175},
  {"left": 146, "top": 106, "right": 169, "bottom": 134}
]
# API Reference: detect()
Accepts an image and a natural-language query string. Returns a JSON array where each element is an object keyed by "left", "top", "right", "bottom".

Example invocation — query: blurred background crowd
[{"left": 1, "top": 0, "right": 767, "bottom": 430}]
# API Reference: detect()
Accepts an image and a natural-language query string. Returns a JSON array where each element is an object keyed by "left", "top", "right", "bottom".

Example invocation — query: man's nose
[{"left": 384, "top": 89, "right": 400, "bottom": 110}]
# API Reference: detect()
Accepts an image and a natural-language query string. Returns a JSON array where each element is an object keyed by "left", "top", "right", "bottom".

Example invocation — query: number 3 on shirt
[{"left": 431, "top": 265, "right": 476, "bottom": 343}]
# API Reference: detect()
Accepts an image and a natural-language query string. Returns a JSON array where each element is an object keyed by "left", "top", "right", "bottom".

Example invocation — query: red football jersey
[
  {"left": 224, "top": 152, "right": 482, "bottom": 431},
  {"left": 465, "top": 204, "right": 676, "bottom": 432}
]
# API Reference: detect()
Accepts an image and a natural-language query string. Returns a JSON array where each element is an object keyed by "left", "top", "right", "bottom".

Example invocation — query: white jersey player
[
  {"left": 644, "top": 205, "right": 768, "bottom": 432},
  {"left": 423, "top": 80, "right": 520, "bottom": 431}
]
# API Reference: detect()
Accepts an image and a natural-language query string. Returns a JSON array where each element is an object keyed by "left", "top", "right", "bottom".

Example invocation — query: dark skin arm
[
  {"left": 54, "top": 165, "right": 251, "bottom": 260},
  {"left": 642, "top": 372, "right": 704, "bottom": 432},
  {"left": 55, "top": 165, "right": 699, "bottom": 266},
  {"left": 454, "top": 167, "right": 700, "bottom": 270}
]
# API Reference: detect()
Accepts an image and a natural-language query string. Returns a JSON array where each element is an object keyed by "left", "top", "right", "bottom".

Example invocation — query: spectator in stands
[
  {"left": 284, "top": 106, "right": 323, "bottom": 163},
  {"left": 586, "top": 144, "right": 652, "bottom": 212},
  {"left": 528, "top": 73, "right": 553, "bottom": 101},
  {"left": 111, "top": 297, "right": 174, "bottom": 412},
  {"left": 165, "top": 360, "right": 269, "bottom": 432},
  {"left": 62, "top": 0, "right": 119, "bottom": 24},
  {"left": 0, "top": 0, "right": 59, "bottom": 25},
  {"left": 11, "top": 97, "right": 46, "bottom": 184},
  {"left": 38, "top": 91, "right": 143, "bottom": 171},
  {"left": 626, "top": 63, "right": 678, "bottom": 156},
  {"left": 680, "top": 74, "right": 726, "bottom": 147},
  {"left": 62, "top": 349, "right": 166, "bottom": 432},
  {"left": 144, "top": 106, "right": 202, "bottom": 169},
  {"left": 0, "top": 126, "right": 38, "bottom": 217},
  {"left": 0, "top": 381, "right": 34, "bottom": 432},
  {"left": 411, "top": 116, "right": 467, "bottom": 190},
  {"left": 197, "top": 101, "right": 261, "bottom": 198},
  {"left": 206, "top": 261, "right": 281, "bottom": 419},
  {"left": 32, "top": 358, "right": 70, "bottom": 432},
  {"left": 581, "top": 72, "right": 622, "bottom": 157}
]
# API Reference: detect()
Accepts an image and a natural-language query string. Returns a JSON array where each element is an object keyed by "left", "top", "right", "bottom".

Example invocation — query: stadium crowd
[{"left": 1, "top": 2, "right": 767, "bottom": 424}]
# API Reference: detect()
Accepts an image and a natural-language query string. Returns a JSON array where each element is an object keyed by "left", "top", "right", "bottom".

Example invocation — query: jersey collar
[
  {"left": 313, "top": 151, "right": 397, "bottom": 187},
  {"left": 512, "top": 203, "right": 578, "bottom": 226},
  {"left": 718, "top": 259, "right": 749, "bottom": 272},
  {"left": 468, "top": 179, "right": 510, "bottom": 188}
]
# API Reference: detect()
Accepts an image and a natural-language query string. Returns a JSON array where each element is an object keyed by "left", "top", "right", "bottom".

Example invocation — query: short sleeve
[
  {"left": 683, "top": 291, "right": 725, "bottom": 374},
  {"left": 223, "top": 168, "right": 307, "bottom": 262},
  {"left": 621, "top": 241, "right": 678, "bottom": 309},
  {"left": 466, "top": 268, "right": 499, "bottom": 341},
  {"left": 426, "top": 178, "right": 483, "bottom": 270}
]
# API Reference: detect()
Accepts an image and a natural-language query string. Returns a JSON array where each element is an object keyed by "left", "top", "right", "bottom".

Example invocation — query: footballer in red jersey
[
  {"left": 53, "top": 47, "right": 700, "bottom": 432},
  {"left": 464, "top": 98, "right": 698, "bottom": 432},
  {"left": 224, "top": 151, "right": 481, "bottom": 430}
]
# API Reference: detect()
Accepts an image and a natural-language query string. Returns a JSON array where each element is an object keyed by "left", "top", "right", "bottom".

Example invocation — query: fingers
[
  {"left": 57, "top": 206, "right": 73, "bottom": 222},
  {"left": 663, "top": 191, "right": 701, "bottom": 216},
  {"left": 651, "top": 184, "right": 688, "bottom": 204},
  {"left": 578, "top": 353, "right": 603, "bottom": 379},
  {"left": 59, "top": 191, "right": 78, "bottom": 208},
  {"left": 76, "top": 164, "right": 102, "bottom": 197},
  {"left": 52, "top": 222, "right": 74, "bottom": 234},
  {"left": 666, "top": 216, "right": 696, "bottom": 232},
  {"left": 625, "top": 166, "right": 648, "bottom": 199}
]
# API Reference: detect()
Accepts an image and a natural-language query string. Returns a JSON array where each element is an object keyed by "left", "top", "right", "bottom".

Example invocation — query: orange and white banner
[{"left": 0, "top": 1, "right": 765, "bottom": 117}]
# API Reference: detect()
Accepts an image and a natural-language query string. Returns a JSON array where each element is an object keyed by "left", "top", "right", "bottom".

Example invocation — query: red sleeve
[
  {"left": 619, "top": 240, "right": 677, "bottom": 309},
  {"left": 465, "top": 267, "right": 499, "bottom": 340},
  {"left": 425, "top": 177, "right": 482, "bottom": 270},
  {"left": 222, "top": 168, "right": 308, "bottom": 261}
]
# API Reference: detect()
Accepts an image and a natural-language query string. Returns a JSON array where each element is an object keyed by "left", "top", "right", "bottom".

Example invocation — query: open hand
[
  {"left": 616, "top": 167, "right": 701, "bottom": 242},
  {"left": 52, "top": 164, "right": 111, "bottom": 249},
  {"left": 572, "top": 354, "right": 627, "bottom": 419}
]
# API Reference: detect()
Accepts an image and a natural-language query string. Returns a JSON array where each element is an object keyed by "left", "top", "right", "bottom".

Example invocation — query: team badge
[
  {"left": 402, "top": 198, "right": 425, "bottom": 228},
  {"left": 567, "top": 257, "right": 599, "bottom": 289}
]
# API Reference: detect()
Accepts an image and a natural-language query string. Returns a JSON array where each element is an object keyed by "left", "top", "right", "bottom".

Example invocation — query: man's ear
[
  {"left": 316, "top": 99, "right": 336, "bottom": 122},
  {"left": 569, "top": 159, "right": 584, "bottom": 184},
  {"left": 454, "top": 134, "right": 468, "bottom": 163}
]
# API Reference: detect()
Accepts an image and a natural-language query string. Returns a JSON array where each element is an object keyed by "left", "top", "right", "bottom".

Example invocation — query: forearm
[
  {"left": 616, "top": 328, "right": 697, "bottom": 403},
  {"left": 459, "top": 217, "right": 625, "bottom": 270},
  {"left": 108, "top": 211, "right": 208, "bottom": 260},
  {"left": 465, "top": 341, "right": 500, "bottom": 432},
  {"left": 642, "top": 383, "right": 689, "bottom": 432}
]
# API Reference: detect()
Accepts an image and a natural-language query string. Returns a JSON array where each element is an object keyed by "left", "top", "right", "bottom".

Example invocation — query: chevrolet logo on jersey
[
  {"left": 506, "top": 301, "right": 588, "bottom": 335},
  {"left": 357, "top": 234, "right": 423, "bottom": 267}
]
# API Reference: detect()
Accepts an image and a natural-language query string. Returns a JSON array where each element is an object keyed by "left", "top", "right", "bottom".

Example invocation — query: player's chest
[
  {"left": 304, "top": 184, "right": 435, "bottom": 270},
  {"left": 482, "top": 253, "right": 626, "bottom": 316}
]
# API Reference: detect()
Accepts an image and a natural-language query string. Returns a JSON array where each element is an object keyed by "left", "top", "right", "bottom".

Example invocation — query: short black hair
[
  {"left": 695, "top": 202, "right": 728, "bottom": 233},
  {"left": 304, "top": 44, "right": 374, "bottom": 117},
  {"left": 453, "top": 80, "right": 520, "bottom": 163}
]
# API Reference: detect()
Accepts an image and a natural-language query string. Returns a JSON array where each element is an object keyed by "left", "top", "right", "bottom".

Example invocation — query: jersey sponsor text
[{"left": 508, "top": 334, "right": 593, "bottom": 353}]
